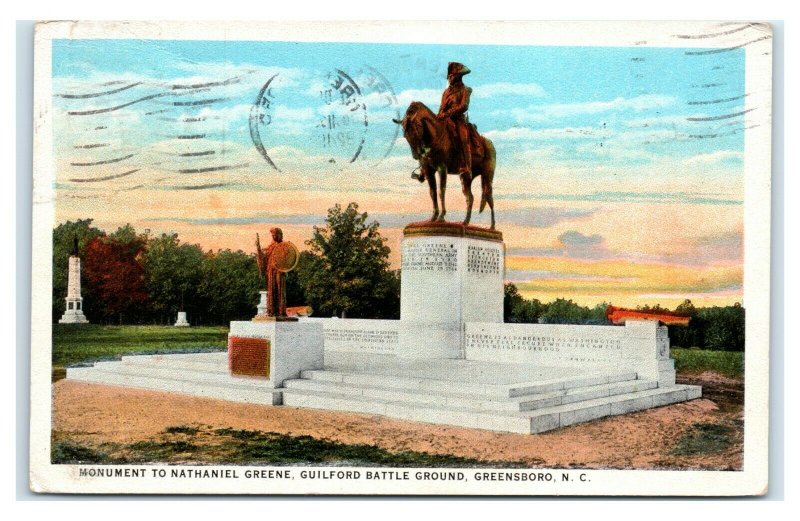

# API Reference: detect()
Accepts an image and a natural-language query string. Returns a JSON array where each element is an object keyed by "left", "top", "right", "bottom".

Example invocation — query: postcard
[{"left": 29, "top": 20, "right": 772, "bottom": 495}]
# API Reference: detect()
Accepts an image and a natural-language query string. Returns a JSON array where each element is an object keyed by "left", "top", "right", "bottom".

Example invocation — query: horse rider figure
[{"left": 437, "top": 62, "right": 475, "bottom": 179}]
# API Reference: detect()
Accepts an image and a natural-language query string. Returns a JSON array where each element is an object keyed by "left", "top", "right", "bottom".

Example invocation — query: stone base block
[
  {"left": 58, "top": 311, "right": 89, "bottom": 324},
  {"left": 229, "top": 320, "right": 323, "bottom": 387},
  {"left": 397, "top": 322, "right": 462, "bottom": 359}
]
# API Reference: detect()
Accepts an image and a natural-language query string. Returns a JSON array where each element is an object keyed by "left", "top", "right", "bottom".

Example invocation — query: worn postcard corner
[{"left": 29, "top": 20, "right": 772, "bottom": 496}]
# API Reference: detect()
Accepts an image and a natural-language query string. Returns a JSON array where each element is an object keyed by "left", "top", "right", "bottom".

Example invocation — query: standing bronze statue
[
  {"left": 255, "top": 228, "right": 299, "bottom": 318},
  {"left": 394, "top": 62, "right": 497, "bottom": 229}
]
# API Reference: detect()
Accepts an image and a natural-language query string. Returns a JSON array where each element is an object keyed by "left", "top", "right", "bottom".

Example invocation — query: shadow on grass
[
  {"left": 669, "top": 422, "right": 738, "bottom": 457},
  {"left": 52, "top": 425, "right": 535, "bottom": 468}
]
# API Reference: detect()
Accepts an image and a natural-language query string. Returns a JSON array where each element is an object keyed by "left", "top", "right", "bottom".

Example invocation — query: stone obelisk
[{"left": 59, "top": 237, "right": 89, "bottom": 324}]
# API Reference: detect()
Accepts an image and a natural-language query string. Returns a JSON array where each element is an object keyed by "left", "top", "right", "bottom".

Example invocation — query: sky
[{"left": 51, "top": 38, "right": 750, "bottom": 308}]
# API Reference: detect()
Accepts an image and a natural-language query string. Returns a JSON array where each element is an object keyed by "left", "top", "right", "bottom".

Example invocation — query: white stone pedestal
[
  {"left": 174, "top": 311, "right": 190, "bottom": 327},
  {"left": 255, "top": 291, "right": 268, "bottom": 317},
  {"left": 59, "top": 256, "right": 89, "bottom": 324},
  {"left": 59, "top": 298, "right": 89, "bottom": 324},
  {"left": 229, "top": 320, "right": 324, "bottom": 387},
  {"left": 398, "top": 223, "right": 504, "bottom": 359}
]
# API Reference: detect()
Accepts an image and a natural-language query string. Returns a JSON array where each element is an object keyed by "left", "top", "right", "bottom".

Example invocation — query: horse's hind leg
[
  {"left": 426, "top": 168, "right": 439, "bottom": 222},
  {"left": 437, "top": 170, "right": 447, "bottom": 222},
  {"left": 461, "top": 172, "right": 474, "bottom": 226},
  {"left": 480, "top": 172, "right": 496, "bottom": 230},
  {"left": 488, "top": 192, "right": 496, "bottom": 230}
]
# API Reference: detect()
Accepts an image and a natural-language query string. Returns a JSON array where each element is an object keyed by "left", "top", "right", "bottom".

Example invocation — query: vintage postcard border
[{"left": 30, "top": 20, "right": 772, "bottom": 495}]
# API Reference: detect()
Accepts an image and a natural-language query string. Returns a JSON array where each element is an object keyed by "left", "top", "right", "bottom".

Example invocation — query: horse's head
[{"left": 393, "top": 101, "right": 436, "bottom": 161}]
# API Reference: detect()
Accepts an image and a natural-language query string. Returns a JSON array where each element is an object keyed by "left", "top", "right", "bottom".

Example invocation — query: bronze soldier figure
[
  {"left": 255, "top": 228, "right": 288, "bottom": 317},
  {"left": 437, "top": 62, "right": 473, "bottom": 177}
]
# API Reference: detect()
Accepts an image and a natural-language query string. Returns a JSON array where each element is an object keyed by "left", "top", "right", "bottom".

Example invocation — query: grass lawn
[
  {"left": 52, "top": 324, "right": 228, "bottom": 369},
  {"left": 52, "top": 425, "right": 524, "bottom": 467},
  {"left": 671, "top": 348, "right": 743, "bottom": 379}
]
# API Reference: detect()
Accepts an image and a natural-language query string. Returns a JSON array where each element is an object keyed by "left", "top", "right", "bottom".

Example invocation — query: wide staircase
[
  {"left": 279, "top": 355, "right": 701, "bottom": 434},
  {"left": 66, "top": 352, "right": 701, "bottom": 435}
]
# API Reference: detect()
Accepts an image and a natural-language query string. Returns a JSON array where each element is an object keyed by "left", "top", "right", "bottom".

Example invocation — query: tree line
[
  {"left": 52, "top": 203, "right": 400, "bottom": 325},
  {"left": 53, "top": 202, "right": 745, "bottom": 351},
  {"left": 504, "top": 283, "right": 745, "bottom": 352}
]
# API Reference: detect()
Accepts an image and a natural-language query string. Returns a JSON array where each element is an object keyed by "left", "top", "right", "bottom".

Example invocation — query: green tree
[
  {"left": 284, "top": 251, "right": 314, "bottom": 309},
  {"left": 513, "top": 298, "right": 545, "bottom": 323},
  {"left": 141, "top": 233, "right": 205, "bottom": 324},
  {"left": 540, "top": 298, "right": 590, "bottom": 324},
  {"left": 199, "top": 249, "right": 261, "bottom": 324},
  {"left": 299, "top": 202, "right": 400, "bottom": 319},
  {"left": 587, "top": 302, "right": 610, "bottom": 325},
  {"left": 503, "top": 283, "right": 525, "bottom": 322},
  {"left": 669, "top": 299, "right": 700, "bottom": 348},
  {"left": 696, "top": 304, "right": 746, "bottom": 351},
  {"left": 675, "top": 299, "right": 696, "bottom": 315},
  {"left": 51, "top": 219, "right": 105, "bottom": 321}
]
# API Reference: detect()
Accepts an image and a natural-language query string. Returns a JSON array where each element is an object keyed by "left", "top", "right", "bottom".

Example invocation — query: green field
[
  {"left": 52, "top": 325, "right": 743, "bottom": 378},
  {"left": 52, "top": 324, "right": 228, "bottom": 368},
  {"left": 670, "top": 348, "right": 744, "bottom": 378}
]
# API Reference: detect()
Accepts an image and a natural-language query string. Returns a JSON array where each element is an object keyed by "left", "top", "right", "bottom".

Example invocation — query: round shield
[{"left": 269, "top": 241, "right": 299, "bottom": 273}]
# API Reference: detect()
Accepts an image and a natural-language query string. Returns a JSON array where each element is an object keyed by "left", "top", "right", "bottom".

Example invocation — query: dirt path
[{"left": 51, "top": 373, "right": 743, "bottom": 470}]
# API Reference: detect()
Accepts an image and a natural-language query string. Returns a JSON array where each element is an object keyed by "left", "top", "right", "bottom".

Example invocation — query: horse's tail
[{"left": 479, "top": 138, "right": 496, "bottom": 213}]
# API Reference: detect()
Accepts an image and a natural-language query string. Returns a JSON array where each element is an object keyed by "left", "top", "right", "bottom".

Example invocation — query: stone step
[
  {"left": 299, "top": 369, "right": 639, "bottom": 399},
  {"left": 282, "top": 387, "right": 530, "bottom": 433},
  {"left": 281, "top": 384, "right": 701, "bottom": 434},
  {"left": 282, "top": 377, "right": 659, "bottom": 412},
  {"left": 522, "top": 384, "right": 703, "bottom": 433},
  {"left": 85, "top": 360, "right": 270, "bottom": 390},
  {"left": 67, "top": 364, "right": 281, "bottom": 405},
  {"left": 118, "top": 353, "right": 230, "bottom": 374}
]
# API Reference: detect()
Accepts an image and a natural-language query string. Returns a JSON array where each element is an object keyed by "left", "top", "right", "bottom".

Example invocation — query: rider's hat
[{"left": 447, "top": 62, "right": 471, "bottom": 77}]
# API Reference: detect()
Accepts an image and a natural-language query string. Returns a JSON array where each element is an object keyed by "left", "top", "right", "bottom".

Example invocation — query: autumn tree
[{"left": 82, "top": 228, "right": 149, "bottom": 324}]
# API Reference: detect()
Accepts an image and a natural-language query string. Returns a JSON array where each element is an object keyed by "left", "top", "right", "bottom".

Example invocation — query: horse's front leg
[
  {"left": 437, "top": 169, "right": 447, "bottom": 222},
  {"left": 461, "top": 172, "right": 474, "bottom": 226},
  {"left": 426, "top": 166, "right": 439, "bottom": 222}
]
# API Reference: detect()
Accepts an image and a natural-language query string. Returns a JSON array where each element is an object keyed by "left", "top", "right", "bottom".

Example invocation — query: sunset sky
[{"left": 51, "top": 38, "right": 748, "bottom": 308}]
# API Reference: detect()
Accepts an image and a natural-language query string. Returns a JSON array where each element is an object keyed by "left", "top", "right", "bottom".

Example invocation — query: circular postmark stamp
[{"left": 249, "top": 66, "right": 401, "bottom": 171}]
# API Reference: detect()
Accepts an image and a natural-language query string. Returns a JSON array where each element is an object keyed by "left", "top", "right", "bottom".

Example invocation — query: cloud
[
  {"left": 556, "top": 231, "right": 611, "bottom": 259},
  {"left": 625, "top": 115, "right": 695, "bottom": 128},
  {"left": 495, "top": 191, "right": 742, "bottom": 206},
  {"left": 472, "top": 82, "right": 546, "bottom": 98},
  {"left": 559, "top": 231, "right": 603, "bottom": 247},
  {"left": 484, "top": 126, "right": 597, "bottom": 142},
  {"left": 491, "top": 94, "right": 677, "bottom": 124},
  {"left": 144, "top": 210, "right": 417, "bottom": 228},
  {"left": 506, "top": 230, "right": 611, "bottom": 261},
  {"left": 505, "top": 268, "right": 634, "bottom": 284},
  {"left": 686, "top": 231, "right": 743, "bottom": 263},
  {"left": 385, "top": 88, "right": 441, "bottom": 109},
  {"left": 500, "top": 207, "right": 597, "bottom": 228},
  {"left": 683, "top": 150, "right": 744, "bottom": 166}
]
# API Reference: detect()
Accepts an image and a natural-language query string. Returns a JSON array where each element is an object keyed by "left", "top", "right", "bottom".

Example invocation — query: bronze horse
[{"left": 394, "top": 101, "right": 496, "bottom": 229}]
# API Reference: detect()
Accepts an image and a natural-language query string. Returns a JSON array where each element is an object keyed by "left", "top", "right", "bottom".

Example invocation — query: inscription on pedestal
[
  {"left": 466, "top": 245, "right": 500, "bottom": 275},
  {"left": 325, "top": 328, "right": 398, "bottom": 353},
  {"left": 401, "top": 243, "right": 458, "bottom": 272},
  {"left": 465, "top": 333, "right": 622, "bottom": 352}
]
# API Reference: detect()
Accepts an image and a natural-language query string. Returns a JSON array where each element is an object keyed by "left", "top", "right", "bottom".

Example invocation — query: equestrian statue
[{"left": 393, "top": 62, "right": 496, "bottom": 230}]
